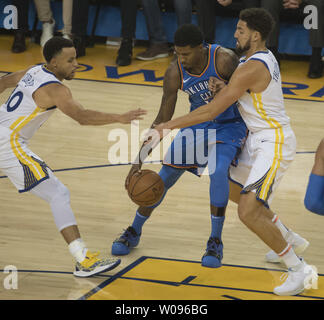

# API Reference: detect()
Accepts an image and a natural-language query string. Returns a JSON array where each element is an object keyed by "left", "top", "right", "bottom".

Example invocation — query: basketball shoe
[
  {"left": 111, "top": 226, "right": 141, "bottom": 255},
  {"left": 265, "top": 230, "right": 309, "bottom": 263},
  {"left": 74, "top": 250, "right": 121, "bottom": 277},
  {"left": 201, "top": 237, "right": 223, "bottom": 268},
  {"left": 273, "top": 260, "right": 318, "bottom": 296}
]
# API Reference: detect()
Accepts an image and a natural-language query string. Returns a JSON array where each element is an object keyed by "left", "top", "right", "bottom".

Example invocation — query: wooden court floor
[{"left": 0, "top": 35, "right": 323, "bottom": 300}]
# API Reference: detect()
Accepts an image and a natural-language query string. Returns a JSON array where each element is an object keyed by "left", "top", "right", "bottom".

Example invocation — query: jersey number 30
[{"left": 6, "top": 91, "right": 23, "bottom": 112}]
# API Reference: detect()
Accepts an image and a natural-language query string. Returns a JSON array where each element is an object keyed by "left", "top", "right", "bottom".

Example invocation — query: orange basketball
[{"left": 127, "top": 169, "right": 164, "bottom": 207}]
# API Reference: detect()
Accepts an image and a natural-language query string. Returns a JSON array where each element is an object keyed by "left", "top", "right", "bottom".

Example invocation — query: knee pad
[
  {"left": 30, "top": 172, "right": 77, "bottom": 231},
  {"left": 209, "top": 164, "right": 230, "bottom": 208},
  {"left": 51, "top": 180, "right": 70, "bottom": 205}
]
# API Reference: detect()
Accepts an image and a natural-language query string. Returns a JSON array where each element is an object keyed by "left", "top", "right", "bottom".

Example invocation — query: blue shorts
[{"left": 163, "top": 120, "right": 247, "bottom": 176}]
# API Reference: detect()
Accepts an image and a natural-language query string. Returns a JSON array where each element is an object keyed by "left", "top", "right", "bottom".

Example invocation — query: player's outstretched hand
[{"left": 119, "top": 108, "right": 147, "bottom": 124}]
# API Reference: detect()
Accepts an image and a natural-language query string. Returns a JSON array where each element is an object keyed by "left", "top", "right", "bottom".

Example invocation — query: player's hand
[
  {"left": 283, "top": 0, "right": 302, "bottom": 9},
  {"left": 208, "top": 76, "right": 226, "bottom": 97},
  {"left": 125, "top": 164, "right": 142, "bottom": 190},
  {"left": 119, "top": 108, "right": 147, "bottom": 124},
  {"left": 143, "top": 123, "right": 171, "bottom": 148},
  {"left": 217, "top": 0, "right": 232, "bottom": 7}
]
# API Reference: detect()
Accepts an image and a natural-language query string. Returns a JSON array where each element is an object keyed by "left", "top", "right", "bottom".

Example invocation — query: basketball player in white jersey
[
  {"left": 0, "top": 37, "right": 146, "bottom": 277},
  {"left": 149, "top": 8, "right": 318, "bottom": 295}
]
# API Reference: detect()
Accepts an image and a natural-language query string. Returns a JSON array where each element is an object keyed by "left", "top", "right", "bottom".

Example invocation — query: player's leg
[
  {"left": 29, "top": 169, "right": 120, "bottom": 277},
  {"left": 1, "top": 148, "right": 120, "bottom": 278},
  {"left": 237, "top": 130, "right": 316, "bottom": 295},
  {"left": 304, "top": 138, "right": 324, "bottom": 215},
  {"left": 111, "top": 164, "right": 185, "bottom": 255},
  {"left": 202, "top": 142, "right": 238, "bottom": 268},
  {"left": 229, "top": 180, "right": 242, "bottom": 204},
  {"left": 230, "top": 130, "right": 309, "bottom": 264},
  {"left": 238, "top": 192, "right": 316, "bottom": 295}
]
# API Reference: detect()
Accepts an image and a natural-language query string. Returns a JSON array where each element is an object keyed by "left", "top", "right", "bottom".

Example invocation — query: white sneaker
[
  {"left": 40, "top": 19, "right": 55, "bottom": 47},
  {"left": 73, "top": 250, "right": 121, "bottom": 278},
  {"left": 273, "top": 261, "right": 318, "bottom": 296},
  {"left": 265, "top": 230, "right": 309, "bottom": 263}
]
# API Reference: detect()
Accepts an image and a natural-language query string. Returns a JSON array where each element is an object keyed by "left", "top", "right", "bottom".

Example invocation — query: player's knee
[
  {"left": 237, "top": 206, "right": 249, "bottom": 224},
  {"left": 52, "top": 181, "right": 70, "bottom": 204},
  {"left": 159, "top": 165, "right": 183, "bottom": 189},
  {"left": 237, "top": 198, "right": 255, "bottom": 225},
  {"left": 210, "top": 167, "right": 228, "bottom": 184},
  {"left": 209, "top": 165, "right": 228, "bottom": 185}
]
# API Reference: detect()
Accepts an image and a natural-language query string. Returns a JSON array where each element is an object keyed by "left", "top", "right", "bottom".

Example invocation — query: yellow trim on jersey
[
  {"left": 251, "top": 93, "right": 284, "bottom": 201},
  {"left": 9, "top": 108, "right": 46, "bottom": 180}
]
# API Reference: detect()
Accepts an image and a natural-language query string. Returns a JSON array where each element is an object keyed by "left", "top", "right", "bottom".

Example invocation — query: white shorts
[
  {"left": 0, "top": 126, "right": 49, "bottom": 193},
  {"left": 229, "top": 125, "right": 296, "bottom": 206}
]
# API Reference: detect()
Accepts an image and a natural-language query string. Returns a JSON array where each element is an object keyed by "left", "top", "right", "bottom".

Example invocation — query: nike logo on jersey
[{"left": 183, "top": 77, "right": 191, "bottom": 83}]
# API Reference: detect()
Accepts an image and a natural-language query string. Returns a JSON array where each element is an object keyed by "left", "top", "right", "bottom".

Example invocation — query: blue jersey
[{"left": 178, "top": 44, "right": 242, "bottom": 127}]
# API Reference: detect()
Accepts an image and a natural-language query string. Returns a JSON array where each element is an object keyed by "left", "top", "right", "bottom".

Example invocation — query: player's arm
[
  {"left": 125, "top": 61, "right": 180, "bottom": 188},
  {"left": 216, "top": 47, "right": 239, "bottom": 81},
  {"left": 45, "top": 83, "right": 146, "bottom": 125},
  {"left": 156, "top": 60, "right": 269, "bottom": 133},
  {"left": 208, "top": 47, "right": 239, "bottom": 96},
  {"left": 152, "top": 61, "right": 181, "bottom": 126},
  {"left": 0, "top": 69, "right": 29, "bottom": 94}
]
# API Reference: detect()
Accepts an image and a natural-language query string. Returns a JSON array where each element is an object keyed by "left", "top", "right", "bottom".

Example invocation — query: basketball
[{"left": 127, "top": 169, "right": 165, "bottom": 206}]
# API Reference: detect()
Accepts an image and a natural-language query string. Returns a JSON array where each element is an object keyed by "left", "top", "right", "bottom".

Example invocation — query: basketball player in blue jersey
[
  {"left": 0, "top": 37, "right": 146, "bottom": 277},
  {"left": 304, "top": 138, "right": 324, "bottom": 215},
  {"left": 151, "top": 8, "right": 318, "bottom": 296},
  {"left": 111, "top": 24, "right": 248, "bottom": 268}
]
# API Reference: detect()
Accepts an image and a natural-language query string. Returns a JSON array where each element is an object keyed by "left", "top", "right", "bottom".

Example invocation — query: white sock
[
  {"left": 278, "top": 244, "right": 301, "bottom": 269},
  {"left": 68, "top": 238, "right": 88, "bottom": 263},
  {"left": 272, "top": 214, "right": 289, "bottom": 239}
]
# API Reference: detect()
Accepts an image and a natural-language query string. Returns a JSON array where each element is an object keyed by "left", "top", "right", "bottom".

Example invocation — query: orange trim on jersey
[
  {"left": 213, "top": 46, "right": 226, "bottom": 82},
  {"left": 162, "top": 163, "right": 198, "bottom": 169},
  {"left": 177, "top": 58, "right": 184, "bottom": 90},
  {"left": 185, "top": 45, "right": 211, "bottom": 78}
]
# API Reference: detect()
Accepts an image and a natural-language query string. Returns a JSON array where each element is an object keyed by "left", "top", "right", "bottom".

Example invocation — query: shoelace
[{"left": 207, "top": 238, "right": 221, "bottom": 251}]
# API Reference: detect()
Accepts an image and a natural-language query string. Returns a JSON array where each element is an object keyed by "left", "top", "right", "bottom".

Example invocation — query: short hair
[
  {"left": 43, "top": 36, "right": 74, "bottom": 63},
  {"left": 174, "top": 24, "right": 203, "bottom": 47},
  {"left": 239, "top": 8, "right": 275, "bottom": 41}
]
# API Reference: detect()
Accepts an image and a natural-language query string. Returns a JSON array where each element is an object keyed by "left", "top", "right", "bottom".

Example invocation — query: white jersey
[
  {"left": 0, "top": 64, "right": 61, "bottom": 141},
  {"left": 237, "top": 50, "right": 290, "bottom": 133}
]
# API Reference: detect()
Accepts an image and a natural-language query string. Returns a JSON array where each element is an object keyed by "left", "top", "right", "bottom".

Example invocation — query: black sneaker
[
  {"left": 308, "top": 56, "right": 323, "bottom": 79},
  {"left": 11, "top": 31, "right": 26, "bottom": 53},
  {"left": 73, "top": 36, "right": 86, "bottom": 58},
  {"left": 116, "top": 39, "right": 133, "bottom": 66}
]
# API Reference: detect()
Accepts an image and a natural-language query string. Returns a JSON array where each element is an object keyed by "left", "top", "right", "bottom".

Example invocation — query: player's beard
[
  {"left": 65, "top": 70, "right": 76, "bottom": 80},
  {"left": 235, "top": 37, "right": 251, "bottom": 57}
]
